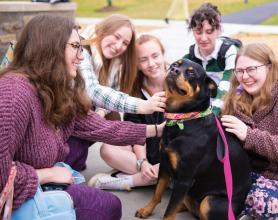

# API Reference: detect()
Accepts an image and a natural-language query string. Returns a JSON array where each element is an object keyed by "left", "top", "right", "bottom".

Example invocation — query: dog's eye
[
  {"left": 185, "top": 69, "right": 199, "bottom": 78},
  {"left": 184, "top": 69, "right": 195, "bottom": 78},
  {"left": 179, "top": 89, "right": 187, "bottom": 95}
]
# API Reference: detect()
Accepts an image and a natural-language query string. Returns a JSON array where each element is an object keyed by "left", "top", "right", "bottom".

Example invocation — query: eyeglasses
[
  {"left": 233, "top": 64, "right": 269, "bottom": 79},
  {"left": 67, "top": 42, "right": 84, "bottom": 58}
]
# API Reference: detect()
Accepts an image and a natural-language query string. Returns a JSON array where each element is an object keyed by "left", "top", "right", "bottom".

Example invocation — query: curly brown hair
[
  {"left": 0, "top": 14, "right": 91, "bottom": 126},
  {"left": 188, "top": 3, "right": 221, "bottom": 31}
]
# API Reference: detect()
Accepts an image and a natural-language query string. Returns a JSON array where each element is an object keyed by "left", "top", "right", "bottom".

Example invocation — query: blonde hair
[
  {"left": 87, "top": 14, "right": 137, "bottom": 94},
  {"left": 131, "top": 34, "right": 166, "bottom": 97},
  {"left": 222, "top": 43, "right": 278, "bottom": 116}
]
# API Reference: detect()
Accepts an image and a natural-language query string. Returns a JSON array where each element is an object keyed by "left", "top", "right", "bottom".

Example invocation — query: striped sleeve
[{"left": 213, "top": 45, "right": 237, "bottom": 115}]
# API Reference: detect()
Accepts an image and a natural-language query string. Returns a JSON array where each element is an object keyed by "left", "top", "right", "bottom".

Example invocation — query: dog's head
[{"left": 165, "top": 59, "right": 217, "bottom": 113}]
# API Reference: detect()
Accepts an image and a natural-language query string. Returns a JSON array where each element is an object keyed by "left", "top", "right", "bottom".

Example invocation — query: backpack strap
[
  {"left": 217, "top": 40, "right": 232, "bottom": 71},
  {"left": 188, "top": 44, "right": 203, "bottom": 67},
  {"left": 217, "top": 37, "right": 242, "bottom": 71}
]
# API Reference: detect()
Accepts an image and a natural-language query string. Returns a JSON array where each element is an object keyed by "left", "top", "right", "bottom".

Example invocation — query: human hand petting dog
[
  {"left": 137, "top": 91, "right": 166, "bottom": 114},
  {"left": 221, "top": 115, "right": 248, "bottom": 141}
]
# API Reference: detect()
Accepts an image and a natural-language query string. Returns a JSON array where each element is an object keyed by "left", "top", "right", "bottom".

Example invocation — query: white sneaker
[
  {"left": 88, "top": 173, "right": 132, "bottom": 191},
  {"left": 88, "top": 173, "right": 108, "bottom": 187}
]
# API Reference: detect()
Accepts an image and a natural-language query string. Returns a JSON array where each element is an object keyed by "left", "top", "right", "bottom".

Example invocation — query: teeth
[{"left": 244, "top": 82, "right": 254, "bottom": 85}]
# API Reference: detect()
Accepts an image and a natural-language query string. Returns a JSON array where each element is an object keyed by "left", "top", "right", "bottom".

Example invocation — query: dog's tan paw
[{"left": 135, "top": 208, "right": 152, "bottom": 218}]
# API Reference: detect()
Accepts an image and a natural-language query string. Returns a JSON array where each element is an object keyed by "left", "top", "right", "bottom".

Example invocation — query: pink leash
[{"left": 215, "top": 116, "right": 235, "bottom": 220}]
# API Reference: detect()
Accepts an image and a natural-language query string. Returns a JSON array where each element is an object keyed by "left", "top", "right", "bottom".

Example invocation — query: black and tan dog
[{"left": 135, "top": 59, "right": 251, "bottom": 220}]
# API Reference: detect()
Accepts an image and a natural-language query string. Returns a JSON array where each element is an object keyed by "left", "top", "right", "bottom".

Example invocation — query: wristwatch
[{"left": 136, "top": 158, "right": 147, "bottom": 171}]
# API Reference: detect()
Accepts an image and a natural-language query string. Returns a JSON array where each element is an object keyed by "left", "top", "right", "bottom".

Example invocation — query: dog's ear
[{"left": 205, "top": 77, "right": 217, "bottom": 98}]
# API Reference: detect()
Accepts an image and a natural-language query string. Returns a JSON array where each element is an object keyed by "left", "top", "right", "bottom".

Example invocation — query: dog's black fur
[{"left": 135, "top": 59, "right": 251, "bottom": 220}]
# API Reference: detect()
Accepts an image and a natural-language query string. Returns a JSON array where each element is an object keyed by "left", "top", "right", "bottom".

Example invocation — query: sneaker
[
  {"left": 88, "top": 173, "right": 108, "bottom": 186},
  {"left": 88, "top": 173, "right": 131, "bottom": 191}
]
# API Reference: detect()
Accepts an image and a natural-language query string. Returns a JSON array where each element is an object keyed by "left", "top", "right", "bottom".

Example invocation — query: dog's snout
[{"left": 169, "top": 66, "right": 181, "bottom": 75}]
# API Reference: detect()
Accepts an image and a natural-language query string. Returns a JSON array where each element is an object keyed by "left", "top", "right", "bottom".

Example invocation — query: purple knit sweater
[
  {"left": 235, "top": 83, "right": 278, "bottom": 180},
  {"left": 0, "top": 73, "right": 146, "bottom": 209}
]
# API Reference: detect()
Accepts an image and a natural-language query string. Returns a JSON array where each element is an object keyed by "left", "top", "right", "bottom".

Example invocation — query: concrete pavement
[
  {"left": 77, "top": 17, "right": 278, "bottom": 63},
  {"left": 81, "top": 143, "right": 195, "bottom": 220},
  {"left": 222, "top": 0, "right": 278, "bottom": 24}
]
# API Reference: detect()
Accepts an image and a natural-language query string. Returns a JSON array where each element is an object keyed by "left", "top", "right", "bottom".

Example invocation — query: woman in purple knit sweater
[
  {"left": 221, "top": 43, "right": 278, "bottom": 219},
  {"left": 0, "top": 15, "right": 163, "bottom": 220}
]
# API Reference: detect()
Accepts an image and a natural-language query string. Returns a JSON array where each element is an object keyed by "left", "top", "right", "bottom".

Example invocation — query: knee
[
  {"left": 107, "top": 195, "right": 122, "bottom": 220},
  {"left": 100, "top": 144, "right": 113, "bottom": 161},
  {"left": 66, "top": 185, "right": 122, "bottom": 220}
]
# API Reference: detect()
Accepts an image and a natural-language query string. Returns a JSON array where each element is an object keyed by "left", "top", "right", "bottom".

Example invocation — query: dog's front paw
[{"left": 135, "top": 207, "right": 152, "bottom": 218}]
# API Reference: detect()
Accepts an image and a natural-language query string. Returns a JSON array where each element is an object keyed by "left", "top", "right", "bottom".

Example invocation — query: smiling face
[
  {"left": 137, "top": 40, "right": 165, "bottom": 79},
  {"left": 65, "top": 29, "right": 84, "bottom": 79},
  {"left": 100, "top": 25, "right": 132, "bottom": 59},
  {"left": 235, "top": 55, "right": 269, "bottom": 96},
  {"left": 165, "top": 59, "right": 217, "bottom": 113},
  {"left": 192, "top": 20, "right": 220, "bottom": 57}
]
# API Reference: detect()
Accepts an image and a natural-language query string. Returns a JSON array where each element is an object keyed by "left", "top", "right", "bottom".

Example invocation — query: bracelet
[
  {"left": 154, "top": 124, "right": 158, "bottom": 137},
  {"left": 136, "top": 158, "right": 147, "bottom": 171}
]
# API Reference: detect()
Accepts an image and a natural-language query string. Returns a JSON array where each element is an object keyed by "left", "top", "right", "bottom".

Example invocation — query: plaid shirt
[{"left": 79, "top": 49, "right": 138, "bottom": 113}]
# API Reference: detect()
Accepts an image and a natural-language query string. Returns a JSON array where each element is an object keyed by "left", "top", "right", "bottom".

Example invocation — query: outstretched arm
[
  {"left": 73, "top": 111, "right": 164, "bottom": 146},
  {"left": 79, "top": 49, "right": 165, "bottom": 114}
]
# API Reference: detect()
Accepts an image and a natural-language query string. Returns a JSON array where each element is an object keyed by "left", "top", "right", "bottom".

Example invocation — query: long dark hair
[{"left": 0, "top": 14, "right": 91, "bottom": 126}]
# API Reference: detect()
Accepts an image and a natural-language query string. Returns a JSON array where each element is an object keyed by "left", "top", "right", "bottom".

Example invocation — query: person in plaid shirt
[
  {"left": 88, "top": 34, "right": 167, "bottom": 191},
  {"left": 66, "top": 15, "right": 166, "bottom": 171},
  {"left": 80, "top": 14, "right": 166, "bottom": 117}
]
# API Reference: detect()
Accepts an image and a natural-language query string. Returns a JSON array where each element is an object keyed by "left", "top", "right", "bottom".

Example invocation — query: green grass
[
  {"left": 1, "top": 0, "right": 276, "bottom": 24},
  {"left": 73, "top": 0, "right": 274, "bottom": 19},
  {"left": 262, "top": 13, "right": 278, "bottom": 25}
]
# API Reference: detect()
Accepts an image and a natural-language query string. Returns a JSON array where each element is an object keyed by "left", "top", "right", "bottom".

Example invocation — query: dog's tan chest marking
[
  {"left": 199, "top": 196, "right": 211, "bottom": 220},
  {"left": 166, "top": 149, "right": 178, "bottom": 170}
]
